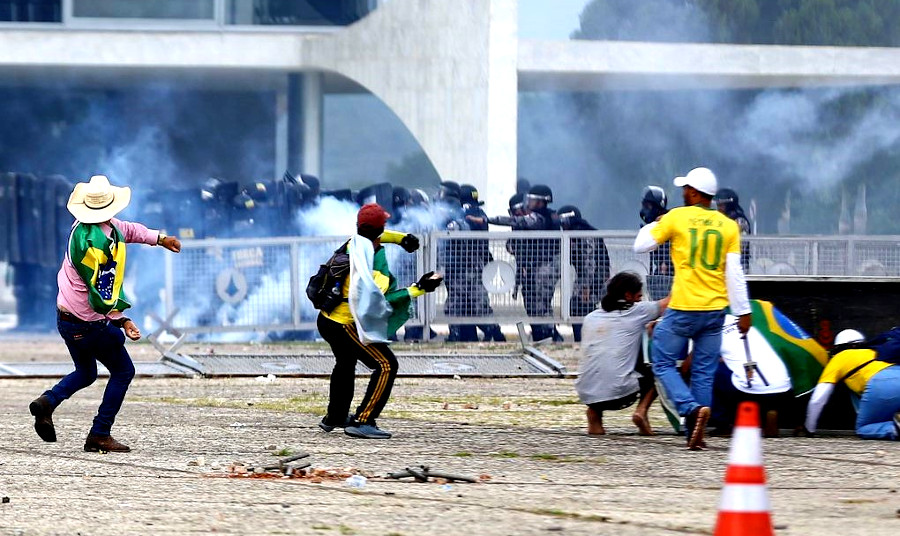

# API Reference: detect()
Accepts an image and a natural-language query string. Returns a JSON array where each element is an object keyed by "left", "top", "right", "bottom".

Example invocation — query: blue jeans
[
  {"left": 44, "top": 316, "right": 135, "bottom": 436},
  {"left": 856, "top": 366, "right": 900, "bottom": 440},
  {"left": 651, "top": 308, "right": 725, "bottom": 417}
]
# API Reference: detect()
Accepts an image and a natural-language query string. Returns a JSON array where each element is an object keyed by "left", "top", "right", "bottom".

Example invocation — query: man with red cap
[{"left": 317, "top": 203, "right": 442, "bottom": 439}]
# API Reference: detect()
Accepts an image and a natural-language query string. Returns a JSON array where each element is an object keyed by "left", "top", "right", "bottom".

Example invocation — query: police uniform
[
  {"left": 714, "top": 189, "right": 752, "bottom": 272},
  {"left": 490, "top": 185, "right": 561, "bottom": 342},
  {"left": 559, "top": 206, "right": 610, "bottom": 342},
  {"left": 443, "top": 186, "right": 504, "bottom": 342},
  {"left": 640, "top": 186, "right": 673, "bottom": 300}
]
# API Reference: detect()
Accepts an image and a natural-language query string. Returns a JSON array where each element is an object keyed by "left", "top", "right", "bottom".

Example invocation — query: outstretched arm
[
  {"left": 633, "top": 222, "right": 660, "bottom": 253},
  {"left": 804, "top": 382, "right": 835, "bottom": 434}
]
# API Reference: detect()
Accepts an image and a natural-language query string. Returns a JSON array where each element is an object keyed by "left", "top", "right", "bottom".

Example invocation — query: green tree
[{"left": 572, "top": 0, "right": 711, "bottom": 42}]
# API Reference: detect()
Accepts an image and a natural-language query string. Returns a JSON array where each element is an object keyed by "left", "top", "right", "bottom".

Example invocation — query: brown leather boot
[
  {"left": 29, "top": 395, "right": 56, "bottom": 442},
  {"left": 84, "top": 434, "right": 131, "bottom": 453}
]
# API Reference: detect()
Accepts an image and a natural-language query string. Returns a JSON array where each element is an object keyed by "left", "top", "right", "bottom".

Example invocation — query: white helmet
[{"left": 835, "top": 329, "right": 865, "bottom": 346}]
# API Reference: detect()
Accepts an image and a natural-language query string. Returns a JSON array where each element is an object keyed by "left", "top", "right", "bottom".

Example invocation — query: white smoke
[
  {"left": 730, "top": 89, "right": 900, "bottom": 188},
  {"left": 295, "top": 196, "right": 359, "bottom": 237}
]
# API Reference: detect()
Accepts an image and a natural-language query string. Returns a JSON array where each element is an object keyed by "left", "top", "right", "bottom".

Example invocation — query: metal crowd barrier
[
  {"left": 160, "top": 232, "right": 900, "bottom": 336},
  {"left": 162, "top": 235, "right": 425, "bottom": 335}
]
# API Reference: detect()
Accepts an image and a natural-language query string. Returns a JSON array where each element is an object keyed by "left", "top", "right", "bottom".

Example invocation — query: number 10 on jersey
[{"left": 688, "top": 227, "right": 723, "bottom": 270}]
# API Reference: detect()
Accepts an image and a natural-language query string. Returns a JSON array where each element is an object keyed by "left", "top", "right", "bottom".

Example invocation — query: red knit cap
[{"left": 357, "top": 203, "right": 390, "bottom": 228}]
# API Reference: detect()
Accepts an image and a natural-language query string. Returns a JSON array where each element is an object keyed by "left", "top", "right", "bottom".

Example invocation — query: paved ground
[{"left": 0, "top": 340, "right": 898, "bottom": 536}]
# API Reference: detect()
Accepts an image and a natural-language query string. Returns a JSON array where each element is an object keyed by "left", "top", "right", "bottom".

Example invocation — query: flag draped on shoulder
[
  {"left": 348, "top": 235, "right": 392, "bottom": 344},
  {"left": 347, "top": 235, "right": 413, "bottom": 344},
  {"left": 749, "top": 299, "right": 826, "bottom": 395},
  {"left": 69, "top": 222, "right": 131, "bottom": 315}
]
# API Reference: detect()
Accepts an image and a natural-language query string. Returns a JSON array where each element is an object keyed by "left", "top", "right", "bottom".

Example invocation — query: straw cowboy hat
[{"left": 67, "top": 175, "right": 131, "bottom": 224}]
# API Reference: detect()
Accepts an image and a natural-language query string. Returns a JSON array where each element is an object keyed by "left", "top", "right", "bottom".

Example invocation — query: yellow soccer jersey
[{"left": 650, "top": 205, "right": 741, "bottom": 310}]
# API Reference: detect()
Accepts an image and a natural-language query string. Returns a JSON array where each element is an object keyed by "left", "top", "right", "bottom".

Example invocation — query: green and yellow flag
[
  {"left": 749, "top": 299, "right": 827, "bottom": 396},
  {"left": 69, "top": 222, "right": 130, "bottom": 315}
]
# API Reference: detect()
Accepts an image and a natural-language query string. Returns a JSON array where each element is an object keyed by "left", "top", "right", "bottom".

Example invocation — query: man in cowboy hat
[{"left": 29, "top": 175, "right": 182, "bottom": 453}]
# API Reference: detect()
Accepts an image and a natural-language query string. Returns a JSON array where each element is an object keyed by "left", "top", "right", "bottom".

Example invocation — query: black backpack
[{"left": 306, "top": 242, "right": 351, "bottom": 313}]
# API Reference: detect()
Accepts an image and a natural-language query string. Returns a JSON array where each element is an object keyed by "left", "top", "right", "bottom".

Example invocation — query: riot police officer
[
  {"left": 559, "top": 205, "right": 610, "bottom": 342},
  {"left": 437, "top": 184, "right": 472, "bottom": 341},
  {"left": 714, "top": 188, "right": 752, "bottom": 271},
  {"left": 391, "top": 186, "right": 411, "bottom": 225},
  {"left": 445, "top": 185, "right": 505, "bottom": 342},
  {"left": 489, "top": 184, "right": 562, "bottom": 343},
  {"left": 640, "top": 186, "right": 673, "bottom": 300}
]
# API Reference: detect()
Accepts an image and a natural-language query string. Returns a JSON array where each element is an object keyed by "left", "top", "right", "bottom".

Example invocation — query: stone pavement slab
[{"left": 0, "top": 375, "right": 898, "bottom": 536}]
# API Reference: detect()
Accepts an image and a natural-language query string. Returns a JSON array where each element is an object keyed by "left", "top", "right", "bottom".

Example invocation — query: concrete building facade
[{"left": 3, "top": 0, "right": 900, "bottom": 214}]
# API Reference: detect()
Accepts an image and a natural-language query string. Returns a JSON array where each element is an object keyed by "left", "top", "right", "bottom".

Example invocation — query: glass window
[
  {"left": 227, "top": 0, "right": 376, "bottom": 26},
  {"left": 73, "top": 0, "right": 215, "bottom": 19},
  {"left": 0, "top": 0, "right": 62, "bottom": 23}
]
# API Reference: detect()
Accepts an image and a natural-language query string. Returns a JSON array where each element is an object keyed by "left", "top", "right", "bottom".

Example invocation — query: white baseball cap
[{"left": 673, "top": 167, "right": 718, "bottom": 196}]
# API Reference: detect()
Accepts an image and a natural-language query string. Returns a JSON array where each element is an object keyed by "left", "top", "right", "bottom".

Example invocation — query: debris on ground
[
  {"left": 212, "top": 451, "right": 376, "bottom": 483},
  {"left": 386, "top": 465, "right": 481, "bottom": 483},
  {"left": 345, "top": 475, "right": 367, "bottom": 488}
]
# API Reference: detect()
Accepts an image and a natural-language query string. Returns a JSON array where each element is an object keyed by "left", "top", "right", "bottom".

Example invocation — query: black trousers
[{"left": 317, "top": 314, "right": 398, "bottom": 425}]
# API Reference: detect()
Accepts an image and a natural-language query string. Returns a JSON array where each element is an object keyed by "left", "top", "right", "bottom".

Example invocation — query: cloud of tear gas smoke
[
  {"left": 176, "top": 198, "right": 445, "bottom": 342},
  {"left": 295, "top": 196, "right": 360, "bottom": 237},
  {"left": 731, "top": 89, "right": 900, "bottom": 188},
  {"left": 519, "top": 85, "right": 900, "bottom": 235},
  {"left": 517, "top": 2, "right": 900, "bottom": 235}
]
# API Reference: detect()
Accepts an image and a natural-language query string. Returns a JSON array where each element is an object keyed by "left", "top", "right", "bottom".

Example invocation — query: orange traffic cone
[{"left": 713, "top": 401, "right": 775, "bottom": 536}]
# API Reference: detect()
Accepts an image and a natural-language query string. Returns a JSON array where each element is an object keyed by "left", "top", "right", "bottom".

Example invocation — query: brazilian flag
[
  {"left": 70, "top": 222, "right": 131, "bottom": 315},
  {"left": 749, "top": 299, "right": 827, "bottom": 396},
  {"left": 654, "top": 299, "right": 827, "bottom": 432}
]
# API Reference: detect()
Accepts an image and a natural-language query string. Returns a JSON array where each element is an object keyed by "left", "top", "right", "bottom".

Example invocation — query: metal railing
[{"left": 160, "top": 232, "right": 900, "bottom": 336}]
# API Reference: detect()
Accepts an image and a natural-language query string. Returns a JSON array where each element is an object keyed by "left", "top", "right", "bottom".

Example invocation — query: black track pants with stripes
[{"left": 317, "top": 313, "right": 398, "bottom": 425}]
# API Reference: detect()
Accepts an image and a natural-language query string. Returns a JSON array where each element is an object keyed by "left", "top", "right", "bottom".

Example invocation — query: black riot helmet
[
  {"left": 299, "top": 174, "right": 321, "bottom": 197},
  {"left": 459, "top": 184, "right": 483, "bottom": 206},
  {"left": 557, "top": 205, "right": 582, "bottom": 229},
  {"left": 392, "top": 186, "right": 411, "bottom": 210},
  {"left": 409, "top": 188, "right": 430, "bottom": 206},
  {"left": 508, "top": 193, "right": 525, "bottom": 216},
  {"left": 714, "top": 188, "right": 739, "bottom": 209},
  {"left": 526, "top": 184, "right": 553, "bottom": 210},
  {"left": 640, "top": 186, "right": 667, "bottom": 224},
  {"left": 438, "top": 180, "right": 461, "bottom": 201}
]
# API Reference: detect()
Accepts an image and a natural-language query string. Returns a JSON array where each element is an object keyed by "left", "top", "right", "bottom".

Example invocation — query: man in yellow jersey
[
  {"left": 317, "top": 204, "right": 442, "bottom": 439},
  {"left": 805, "top": 329, "right": 900, "bottom": 440},
  {"left": 633, "top": 167, "right": 751, "bottom": 450}
]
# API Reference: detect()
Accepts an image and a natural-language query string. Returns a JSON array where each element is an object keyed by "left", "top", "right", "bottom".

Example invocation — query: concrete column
[
  {"left": 302, "top": 71, "right": 323, "bottom": 177},
  {"left": 302, "top": 0, "right": 519, "bottom": 216},
  {"left": 287, "top": 74, "right": 303, "bottom": 174},
  {"left": 274, "top": 82, "right": 289, "bottom": 180},
  {"left": 284, "top": 72, "right": 323, "bottom": 178}
]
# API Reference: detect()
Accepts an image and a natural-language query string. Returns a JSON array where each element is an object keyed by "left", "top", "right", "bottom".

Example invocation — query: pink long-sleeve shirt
[{"left": 57, "top": 218, "right": 160, "bottom": 322}]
